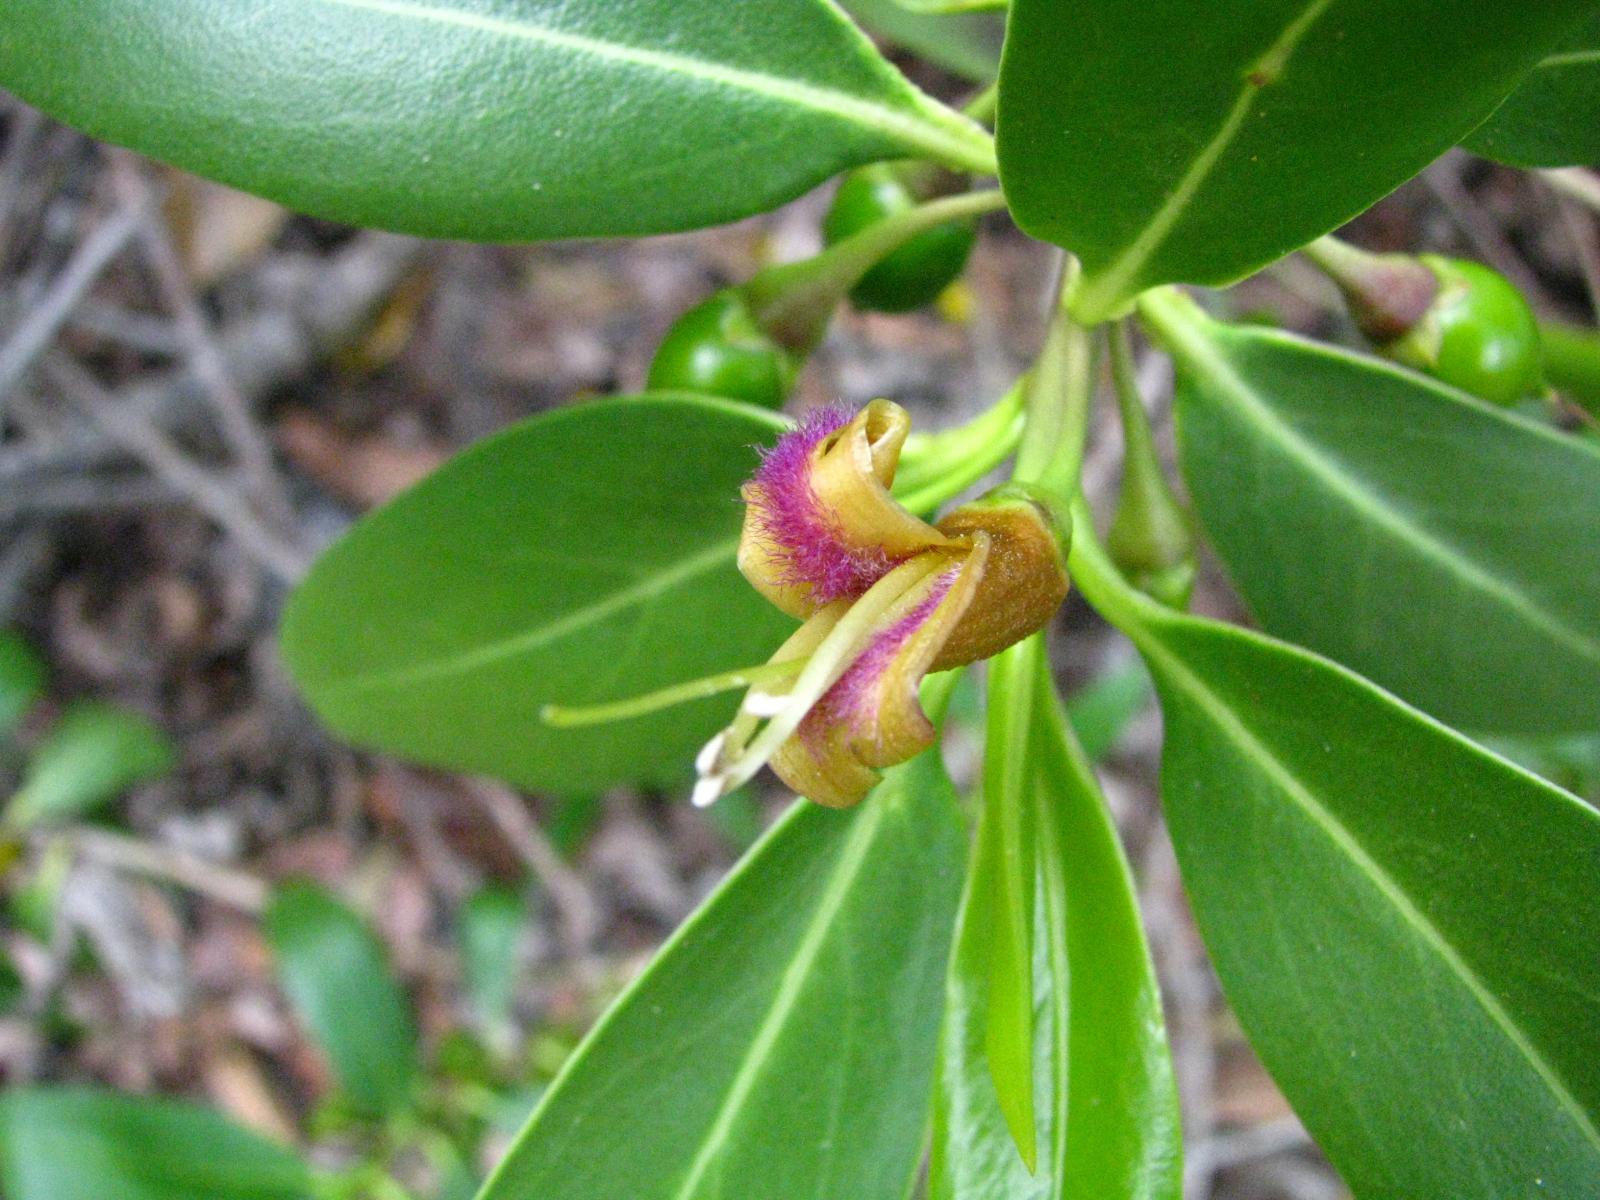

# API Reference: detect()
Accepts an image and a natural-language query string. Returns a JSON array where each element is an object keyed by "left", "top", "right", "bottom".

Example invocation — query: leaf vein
[
  {"left": 315, "top": 0, "right": 993, "bottom": 172},
  {"left": 317, "top": 536, "right": 739, "bottom": 697},
  {"left": 1073, "top": 0, "right": 1337, "bottom": 316},
  {"left": 1147, "top": 635, "right": 1600, "bottom": 1153},
  {"left": 670, "top": 800, "right": 888, "bottom": 1199},
  {"left": 1173, "top": 326, "right": 1600, "bottom": 671}
]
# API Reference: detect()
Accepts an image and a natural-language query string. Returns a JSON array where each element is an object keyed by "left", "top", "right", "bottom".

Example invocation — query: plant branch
[
  {"left": 0, "top": 193, "right": 148, "bottom": 409},
  {"left": 63, "top": 827, "right": 269, "bottom": 912},
  {"left": 461, "top": 778, "right": 600, "bottom": 956},
  {"left": 106, "top": 151, "right": 298, "bottom": 526},
  {"left": 43, "top": 354, "right": 312, "bottom": 582},
  {"left": 744, "top": 188, "right": 1006, "bottom": 352}
]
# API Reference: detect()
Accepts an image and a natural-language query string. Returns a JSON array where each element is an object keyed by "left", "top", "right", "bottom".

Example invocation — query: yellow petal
[
  {"left": 933, "top": 491, "right": 1070, "bottom": 668},
  {"left": 738, "top": 400, "right": 957, "bottom": 619},
  {"left": 771, "top": 538, "right": 988, "bottom": 807}
]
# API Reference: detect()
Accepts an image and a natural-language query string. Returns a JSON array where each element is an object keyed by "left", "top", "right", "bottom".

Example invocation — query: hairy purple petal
[
  {"left": 746, "top": 405, "right": 893, "bottom": 604},
  {"left": 798, "top": 567, "right": 959, "bottom": 751}
]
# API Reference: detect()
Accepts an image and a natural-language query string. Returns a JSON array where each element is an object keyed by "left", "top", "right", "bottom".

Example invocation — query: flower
[{"left": 693, "top": 400, "right": 1069, "bottom": 808}]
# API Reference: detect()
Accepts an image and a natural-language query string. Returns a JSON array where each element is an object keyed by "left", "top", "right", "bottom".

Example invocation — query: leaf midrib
[
  {"left": 314, "top": 535, "right": 739, "bottom": 698},
  {"left": 1072, "top": 0, "right": 1336, "bottom": 316},
  {"left": 1541, "top": 48, "right": 1600, "bottom": 68},
  {"left": 1143, "top": 625, "right": 1600, "bottom": 1154},
  {"left": 669, "top": 796, "right": 888, "bottom": 1199},
  {"left": 1175, "top": 326, "right": 1600, "bottom": 671},
  {"left": 316, "top": 0, "right": 992, "bottom": 171}
]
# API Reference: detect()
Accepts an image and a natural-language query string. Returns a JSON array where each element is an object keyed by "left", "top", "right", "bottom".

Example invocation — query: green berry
[
  {"left": 821, "top": 166, "right": 976, "bottom": 314},
  {"left": 1385, "top": 256, "right": 1542, "bottom": 406},
  {"left": 646, "top": 290, "right": 795, "bottom": 410}
]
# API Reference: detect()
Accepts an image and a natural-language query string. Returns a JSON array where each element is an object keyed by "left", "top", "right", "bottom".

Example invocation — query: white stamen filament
[
  {"left": 692, "top": 553, "right": 953, "bottom": 806},
  {"left": 740, "top": 690, "right": 790, "bottom": 717}
]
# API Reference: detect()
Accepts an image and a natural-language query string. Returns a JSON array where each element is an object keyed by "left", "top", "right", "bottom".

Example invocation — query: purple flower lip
[
  {"left": 799, "top": 566, "right": 958, "bottom": 752},
  {"left": 745, "top": 404, "right": 894, "bottom": 605}
]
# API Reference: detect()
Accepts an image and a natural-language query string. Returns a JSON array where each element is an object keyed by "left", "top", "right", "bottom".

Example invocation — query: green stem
[
  {"left": 744, "top": 188, "right": 1007, "bottom": 352},
  {"left": 1540, "top": 321, "right": 1600, "bottom": 419},
  {"left": 1013, "top": 273, "right": 1098, "bottom": 510},
  {"left": 1135, "top": 284, "right": 1211, "bottom": 357},
  {"left": 1064, "top": 496, "right": 1165, "bottom": 644},
  {"left": 541, "top": 659, "right": 804, "bottom": 727},
  {"left": 894, "top": 376, "right": 1026, "bottom": 512},
  {"left": 962, "top": 81, "right": 999, "bottom": 126},
  {"left": 1300, "top": 234, "right": 1437, "bottom": 342},
  {"left": 906, "top": 93, "right": 998, "bottom": 177}
]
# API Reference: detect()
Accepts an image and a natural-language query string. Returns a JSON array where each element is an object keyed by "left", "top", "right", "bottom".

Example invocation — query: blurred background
[{"left": 1, "top": 31, "right": 1598, "bottom": 1199}]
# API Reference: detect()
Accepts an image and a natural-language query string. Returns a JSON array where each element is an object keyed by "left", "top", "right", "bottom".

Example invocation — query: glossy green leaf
[
  {"left": 841, "top": 0, "right": 1003, "bottom": 83},
  {"left": 968, "top": 635, "right": 1042, "bottom": 1169},
  {"left": 997, "top": 1, "right": 1596, "bottom": 321},
  {"left": 460, "top": 883, "right": 527, "bottom": 1030},
  {"left": 0, "top": 0, "right": 991, "bottom": 241},
  {"left": 931, "top": 664, "right": 1181, "bottom": 1200},
  {"left": 263, "top": 881, "right": 419, "bottom": 1118},
  {"left": 282, "top": 396, "right": 796, "bottom": 795},
  {"left": 0, "top": 1087, "right": 312, "bottom": 1200},
  {"left": 1067, "top": 516, "right": 1600, "bottom": 1198},
  {"left": 480, "top": 749, "right": 965, "bottom": 1200},
  {"left": 3, "top": 702, "right": 175, "bottom": 830},
  {"left": 1487, "top": 732, "right": 1600, "bottom": 803},
  {"left": 0, "top": 631, "right": 46, "bottom": 736},
  {"left": 1467, "top": 15, "right": 1600, "bottom": 167},
  {"left": 1144, "top": 292, "right": 1600, "bottom": 734}
]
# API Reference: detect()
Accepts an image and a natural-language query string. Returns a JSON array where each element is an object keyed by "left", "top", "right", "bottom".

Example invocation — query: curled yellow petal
[
  {"left": 771, "top": 538, "right": 988, "bottom": 808},
  {"left": 737, "top": 400, "right": 956, "bottom": 619},
  {"left": 934, "top": 488, "right": 1071, "bottom": 669}
]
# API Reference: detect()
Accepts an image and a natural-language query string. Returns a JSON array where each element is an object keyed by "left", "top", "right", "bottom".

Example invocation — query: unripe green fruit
[
  {"left": 646, "top": 290, "right": 796, "bottom": 410},
  {"left": 821, "top": 166, "right": 976, "bottom": 314},
  {"left": 1384, "top": 256, "right": 1542, "bottom": 406}
]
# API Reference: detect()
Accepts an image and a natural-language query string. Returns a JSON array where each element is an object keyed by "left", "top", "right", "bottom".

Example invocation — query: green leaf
[
  {"left": 3, "top": 702, "right": 175, "bottom": 830},
  {"left": 997, "top": 1, "right": 1597, "bottom": 321},
  {"left": 968, "top": 635, "right": 1043, "bottom": 1169},
  {"left": 263, "top": 881, "right": 419, "bottom": 1118},
  {"left": 0, "top": 953, "right": 23, "bottom": 1016},
  {"left": 282, "top": 396, "right": 796, "bottom": 795},
  {"left": 1486, "top": 732, "right": 1600, "bottom": 802},
  {"left": 0, "top": 0, "right": 991, "bottom": 241},
  {"left": 931, "top": 665, "right": 1181, "bottom": 1200},
  {"left": 1067, "top": 506, "right": 1600, "bottom": 1198},
  {"left": 1144, "top": 291, "right": 1600, "bottom": 734},
  {"left": 0, "top": 1087, "right": 312, "bottom": 1200},
  {"left": 460, "top": 883, "right": 527, "bottom": 1030},
  {"left": 840, "top": 0, "right": 1003, "bottom": 84},
  {"left": 1466, "top": 15, "right": 1600, "bottom": 167},
  {"left": 1065, "top": 661, "right": 1152, "bottom": 762},
  {"left": 0, "top": 631, "right": 46, "bottom": 736},
  {"left": 479, "top": 750, "right": 966, "bottom": 1200},
  {"left": 1143, "top": 615, "right": 1600, "bottom": 1195},
  {"left": 1030, "top": 682, "right": 1182, "bottom": 1198}
]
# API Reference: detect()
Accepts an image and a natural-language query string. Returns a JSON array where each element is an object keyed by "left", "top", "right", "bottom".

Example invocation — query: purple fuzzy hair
[{"left": 746, "top": 405, "right": 894, "bottom": 605}]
